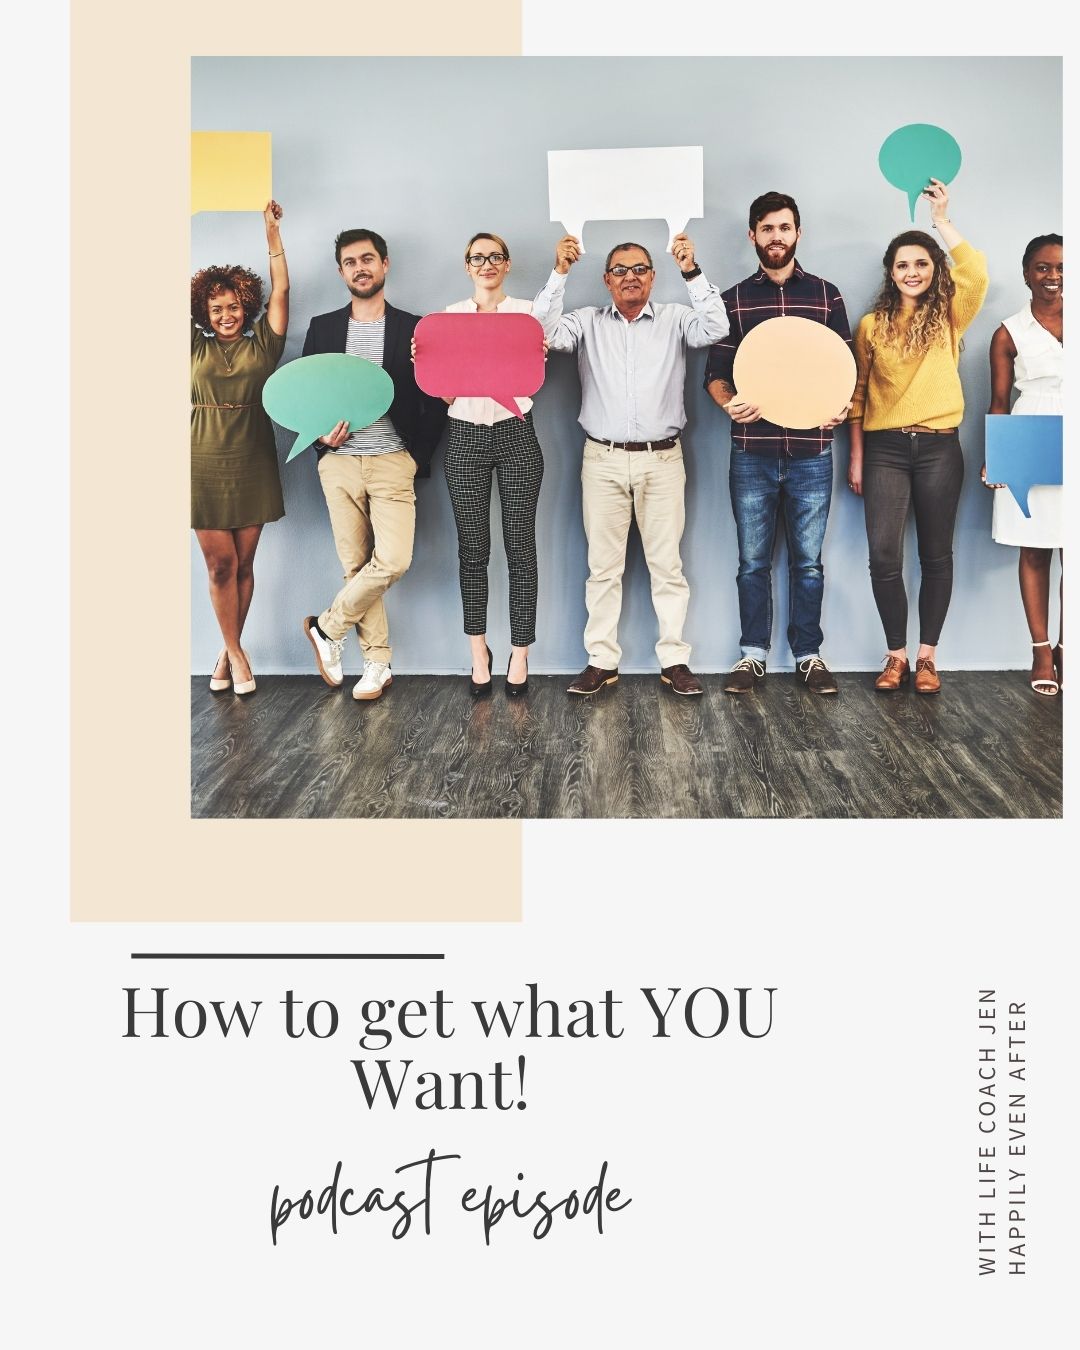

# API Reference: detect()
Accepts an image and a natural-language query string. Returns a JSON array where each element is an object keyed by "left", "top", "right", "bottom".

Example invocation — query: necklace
[{"left": 215, "top": 338, "right": 243, "bottom": 372}]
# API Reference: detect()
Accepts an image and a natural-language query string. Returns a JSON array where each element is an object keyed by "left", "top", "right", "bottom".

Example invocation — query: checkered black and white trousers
[{"left": 444, "top": 412, "right": 545, "bottom": 647}]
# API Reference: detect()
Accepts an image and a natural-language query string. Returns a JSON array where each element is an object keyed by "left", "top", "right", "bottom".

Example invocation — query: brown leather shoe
[
  {"left": 722, "top": 656, "right": 765, "bottom": 693},
  {"left": 874, "top": 655, "right": 909, "bottom": 691},
  {"left": 567, "top": 664, "right": 619, "bottom": 696},
  {"left": 660, "top": 663, "right": 703, "bottom": 695},
  {"left": 914, "top": 656, "right": 941, "bottom": 695}
]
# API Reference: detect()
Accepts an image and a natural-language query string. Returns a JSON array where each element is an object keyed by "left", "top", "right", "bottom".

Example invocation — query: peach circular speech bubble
[{"left": 732, "top": 316, "right": 856, "bottom": 429}]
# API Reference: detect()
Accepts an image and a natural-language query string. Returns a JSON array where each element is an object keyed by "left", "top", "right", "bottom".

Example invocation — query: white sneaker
[
  {"left": 303, "top": 616, "right": 345, "bottom": 687},
  {"left": 352, "top": 659, "right": 392, "bottom": 701}
]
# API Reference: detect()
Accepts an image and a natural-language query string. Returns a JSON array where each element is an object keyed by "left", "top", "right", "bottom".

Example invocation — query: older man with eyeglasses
[{"left": 544, "top": 232, "right": 729, "bottom": 695}]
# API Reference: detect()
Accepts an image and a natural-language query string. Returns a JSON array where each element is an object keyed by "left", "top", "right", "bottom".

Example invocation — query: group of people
[{"left": 190, "top": 188, "right": 1063, "bottom": 702}]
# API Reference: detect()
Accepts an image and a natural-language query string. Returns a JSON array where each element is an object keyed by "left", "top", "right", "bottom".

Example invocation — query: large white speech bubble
[{"left": 548, "top": 146, "right": 703, "bottom": 253}]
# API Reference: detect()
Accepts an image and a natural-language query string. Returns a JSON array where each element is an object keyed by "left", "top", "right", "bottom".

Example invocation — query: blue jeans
[{"left": 729, "top": 447, "right": 833, "bottom": 661}]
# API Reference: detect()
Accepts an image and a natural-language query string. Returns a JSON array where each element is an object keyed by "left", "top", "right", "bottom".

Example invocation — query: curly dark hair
[
  {"left": 191, "top": 265, "right": 264, "bottom": 331},
  {"left": 869, "top": 230, "right": 956, "bottom": 357}
]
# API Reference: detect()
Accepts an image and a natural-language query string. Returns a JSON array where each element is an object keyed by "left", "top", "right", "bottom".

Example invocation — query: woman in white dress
[{"left": 985, "top": 233, "right": 1063, "bottom": 695}]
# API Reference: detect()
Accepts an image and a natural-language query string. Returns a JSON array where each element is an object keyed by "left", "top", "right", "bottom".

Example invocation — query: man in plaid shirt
[{"left": 705, "top": 191, "right": 852, "bottom": 695}]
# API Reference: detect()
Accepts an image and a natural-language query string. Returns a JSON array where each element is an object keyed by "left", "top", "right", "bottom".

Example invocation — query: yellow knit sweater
[{"left": 848, "top": 240, "right": 989, "bottom": 430}]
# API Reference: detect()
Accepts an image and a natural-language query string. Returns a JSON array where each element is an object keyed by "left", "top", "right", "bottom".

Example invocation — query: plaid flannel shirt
[{"left": 704, "top": 263, "right": 852, "bottom": 457}]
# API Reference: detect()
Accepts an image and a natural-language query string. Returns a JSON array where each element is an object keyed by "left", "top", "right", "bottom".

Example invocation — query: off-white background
[{"left": 9, "top": 1, "right": 1076, "bottom": 1346}]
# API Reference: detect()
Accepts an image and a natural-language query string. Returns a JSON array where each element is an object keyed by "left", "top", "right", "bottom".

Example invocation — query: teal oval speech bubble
[
  {"left": 878, "top": 124, "right": 962, "bottom": 221},
  {"left": 262, "top": 354, "right": 395, "bottom": 461}
]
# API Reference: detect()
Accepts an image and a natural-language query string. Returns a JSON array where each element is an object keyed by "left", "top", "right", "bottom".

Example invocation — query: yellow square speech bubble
[{"left": 191, "top": 131, "right": 271, "bottom": 215}]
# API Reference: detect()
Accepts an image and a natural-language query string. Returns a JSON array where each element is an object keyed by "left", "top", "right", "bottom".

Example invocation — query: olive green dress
[{"left": 191, "top": 314, "right": 286, "bottom": 529}]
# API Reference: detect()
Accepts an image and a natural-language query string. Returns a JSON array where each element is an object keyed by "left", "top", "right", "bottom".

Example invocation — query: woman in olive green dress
[{"left": 191, "top": 200, "right": 290, "bottom": 694}]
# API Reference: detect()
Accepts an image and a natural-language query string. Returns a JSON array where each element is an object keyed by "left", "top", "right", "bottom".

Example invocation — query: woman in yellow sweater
[{"left": 847, "top": 180, "right": 989, "bottom": 693}]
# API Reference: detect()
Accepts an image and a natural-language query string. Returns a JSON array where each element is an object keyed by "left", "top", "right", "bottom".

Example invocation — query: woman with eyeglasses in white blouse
[{"left": 440, "top": 231, "right": 574, "bottom": 696}]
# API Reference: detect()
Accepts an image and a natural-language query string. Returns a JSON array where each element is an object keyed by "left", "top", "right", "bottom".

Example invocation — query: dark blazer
[{"left": 300, "top": 300, "right": 447, "bottom": 476}]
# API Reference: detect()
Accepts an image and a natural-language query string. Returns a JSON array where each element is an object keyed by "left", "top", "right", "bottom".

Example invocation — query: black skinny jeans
[{"left": 862, "top": 429, "right": 964, "bottom": 650}]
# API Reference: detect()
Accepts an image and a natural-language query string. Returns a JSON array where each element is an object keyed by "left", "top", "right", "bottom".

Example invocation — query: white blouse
[{"left": 444, "top": 271, "right": 562, "bottom": 426}]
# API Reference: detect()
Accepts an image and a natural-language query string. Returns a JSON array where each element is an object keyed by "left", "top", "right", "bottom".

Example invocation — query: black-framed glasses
[
  {"left": 606, "top": 263, "right": 653, "bottom": 277},
  {"left": 466, "top": 252, "right": 508, "bottom": 267}
]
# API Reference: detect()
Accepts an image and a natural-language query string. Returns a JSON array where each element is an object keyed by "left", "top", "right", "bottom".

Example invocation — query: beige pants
[
  {"left": 581, "top": 438, "right": 691, "bottom": 669},
  {"left": 317, "top": 450, "right": 416, "bottom": 663}
]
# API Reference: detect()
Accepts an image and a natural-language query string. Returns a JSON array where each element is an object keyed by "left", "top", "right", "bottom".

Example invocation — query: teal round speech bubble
[
  {"left": 262, "top": 354, "right": 395, "bottom": 462},
  {"left": 878, "top": 124, "right": 962, "bottom": 221}
]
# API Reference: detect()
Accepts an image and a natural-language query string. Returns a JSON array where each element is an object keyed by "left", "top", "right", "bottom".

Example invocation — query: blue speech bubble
[
  {"left": 985, "top": 414, "right": 1063, "bottom": 518},
  {"left": 262, "top": 354, "right": 395, "bottom": 462},
  {"left": 878, "top": 124, "right": 962, "bottom": 221}
]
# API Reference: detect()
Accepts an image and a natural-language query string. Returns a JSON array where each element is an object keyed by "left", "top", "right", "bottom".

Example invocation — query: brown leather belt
[
  {"left": 897, "top": 425, "right": 956, "bottom": 435},
  {"left": 192, "top": 402, "right": 254, "bottom": 410},
  {"left": 587, "top": 434, "right": 679, "bottom": 452}
]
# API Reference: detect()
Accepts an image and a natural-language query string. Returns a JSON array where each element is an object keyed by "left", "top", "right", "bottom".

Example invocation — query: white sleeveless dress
[{"left": 991, "top": 303, "right": 1063, "bottom": 547}]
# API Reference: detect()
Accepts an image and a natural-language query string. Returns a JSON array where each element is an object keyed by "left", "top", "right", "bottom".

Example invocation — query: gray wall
[{"left": 192, "top": 56, "right": 1061, "bottom": 674}]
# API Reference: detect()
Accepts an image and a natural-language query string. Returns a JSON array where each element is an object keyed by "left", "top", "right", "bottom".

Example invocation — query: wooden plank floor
[{"left": 191, "top": 673, "right": 1063, "bottom": 820}]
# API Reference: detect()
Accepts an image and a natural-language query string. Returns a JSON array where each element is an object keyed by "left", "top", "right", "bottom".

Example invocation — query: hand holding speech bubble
[
  {"left": 191, "top": 132, "right": 272, "bottom": 215},
  {"left": 878, "top": 124, "right": 962, "bottom": 221},
  {"left": 732, "top": 317, "right": 856, "bottom": 429},
  {"left": 548, "top": 146, "right": 703, "bottom": 253},
  {"left": 984, "top": 414, "right": 1063, "bottom": 518},
  {"left": 261, "top": 354, "right": 395, "bottom": 462},
  {"left": 413, "top": 313, "right": 546, "bottom": 419}
]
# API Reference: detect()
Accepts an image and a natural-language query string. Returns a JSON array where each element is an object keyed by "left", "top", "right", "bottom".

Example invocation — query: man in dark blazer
[{"left": 302, "top": 228, "right": 447, "bottom": 701}]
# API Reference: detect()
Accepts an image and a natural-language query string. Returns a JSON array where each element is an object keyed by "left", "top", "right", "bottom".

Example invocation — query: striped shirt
[
  {"left": 335, "top": 317, "right": 406, "bottom": 456},
  {"left": 704, "top": 262, "right": 851, "bottom": 457}
]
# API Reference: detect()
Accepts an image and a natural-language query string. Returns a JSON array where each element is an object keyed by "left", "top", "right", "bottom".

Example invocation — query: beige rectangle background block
[{"left": 71, "top": 1, "right": 524, "bottom": 922}]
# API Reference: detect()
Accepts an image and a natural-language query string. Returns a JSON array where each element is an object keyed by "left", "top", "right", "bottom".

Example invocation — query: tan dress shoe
[
  {"left": 874, "top": 655, "right": 910, "bottom": 691},
  {"left": 914, "top": 657, "right": 941, "bottom": 695}
]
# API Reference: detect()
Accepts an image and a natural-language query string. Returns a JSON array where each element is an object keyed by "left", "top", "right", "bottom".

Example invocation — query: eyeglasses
[
  {"left": 466, "top": 252, "right": 508, "bottom": 267},
  {"left": 606, "top": 264, "right": 653, "bottom": 277}
]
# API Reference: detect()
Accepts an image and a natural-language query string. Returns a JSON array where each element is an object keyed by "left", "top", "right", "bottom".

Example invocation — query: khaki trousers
[
  {"left": 317, "top": 450, "right": 416, "bottom": 663},
  {"left": 580, "top": 437, "right": 691, "bottom": 669}
]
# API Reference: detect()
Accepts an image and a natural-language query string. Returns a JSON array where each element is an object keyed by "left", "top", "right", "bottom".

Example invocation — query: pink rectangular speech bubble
[{"left": 413, "top": 313, "right": 546, "bottom": 419}]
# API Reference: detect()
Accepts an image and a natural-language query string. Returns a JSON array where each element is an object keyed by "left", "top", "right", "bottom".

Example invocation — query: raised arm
[
  {"left": 539, "top": 234, "right": 585, "bottom": 353},
  {"left": 924, "top": 178, "right": 962, "bottom": 252},
  {"left": 671, "top": 233, "right": 729, "bottom": 348},
  {"left": 264, "top": 200, "right": 289, "bottom": 337}
]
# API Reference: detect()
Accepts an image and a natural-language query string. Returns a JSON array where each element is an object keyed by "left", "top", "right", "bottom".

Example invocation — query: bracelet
[{"left": 269, "top": 250, "right": 285, "bottom": 258}]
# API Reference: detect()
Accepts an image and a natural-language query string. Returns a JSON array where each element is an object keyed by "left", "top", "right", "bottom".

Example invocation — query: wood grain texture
[{"left": 191, "top": 673, "right": 1063, "bottom": 820}]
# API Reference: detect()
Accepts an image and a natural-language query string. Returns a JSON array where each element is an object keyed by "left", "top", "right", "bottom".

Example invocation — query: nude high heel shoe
[
  {"left": 231, "top": 649, "right": 256, "bottom": 696},
  {"left": 209, "top": 649, "right": 231, "bottom": 692}
]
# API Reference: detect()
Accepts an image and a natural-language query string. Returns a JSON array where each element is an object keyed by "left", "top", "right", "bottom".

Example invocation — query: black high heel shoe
[
  {"left": 505, "top": 652, "right": 529, "bottom": 697},
  {"left": 469, "top": 645, "right": 494, "bottom": 698}
]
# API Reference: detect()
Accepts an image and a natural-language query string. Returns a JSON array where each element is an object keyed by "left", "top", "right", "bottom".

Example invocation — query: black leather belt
[{"left": 587, "top": 434, "right": 679, "bottom": 452}]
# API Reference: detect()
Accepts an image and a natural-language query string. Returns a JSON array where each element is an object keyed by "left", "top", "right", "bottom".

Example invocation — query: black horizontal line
[{"left": 130, "top": 953, "right": 444, "bottom": 960}]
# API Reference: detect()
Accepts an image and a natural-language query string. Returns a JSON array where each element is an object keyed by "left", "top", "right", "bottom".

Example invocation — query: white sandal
[{"left": 1030, "top": 641, "right": 1059, "bottom": 697}]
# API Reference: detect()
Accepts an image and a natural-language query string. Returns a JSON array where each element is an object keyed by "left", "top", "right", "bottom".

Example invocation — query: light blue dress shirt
[{"left": 538, "top": 270, "right": 730, "bottom": 442}]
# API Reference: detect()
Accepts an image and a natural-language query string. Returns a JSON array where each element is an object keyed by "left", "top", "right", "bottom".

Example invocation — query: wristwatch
[{"left": 681, "top": 264, "right": 702, "bottom": 280}]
